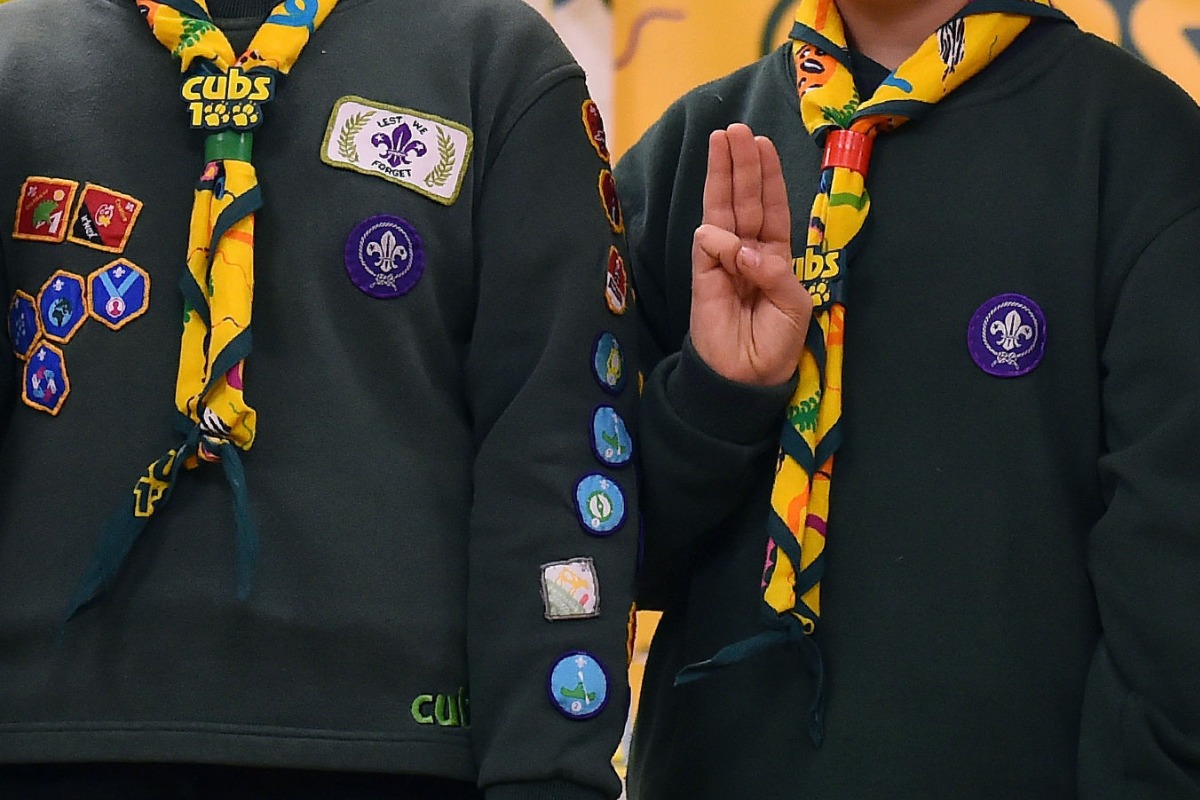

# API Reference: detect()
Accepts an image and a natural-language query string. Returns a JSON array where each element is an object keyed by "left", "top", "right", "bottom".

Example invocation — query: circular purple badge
[
  {"left": 967, "top": 293, "right": 1047, "bottom": 378},
  {"left": 344, "top": 214, "right": 425, "bottom": 299}
]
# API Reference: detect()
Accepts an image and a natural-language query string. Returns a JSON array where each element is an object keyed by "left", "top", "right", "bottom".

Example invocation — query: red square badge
[
  {"left": 13, "top": 177, "right": 79, "bottom": 243},
  {"left": 67, "top": 183, "right": 144, "bottom": 253}
]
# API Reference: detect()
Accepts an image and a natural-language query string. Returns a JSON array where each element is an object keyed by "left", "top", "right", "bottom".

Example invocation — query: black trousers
[{"left": 0, "top": 764, "right": 485, "bottom": 799}]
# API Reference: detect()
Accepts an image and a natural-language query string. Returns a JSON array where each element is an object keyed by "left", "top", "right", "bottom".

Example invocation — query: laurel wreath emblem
[
  {"left": 424, "top": 128, "right": 457, "bottom": 189},
  {"left": 337, "top": 110, "right": 376, "bottom": 162}
]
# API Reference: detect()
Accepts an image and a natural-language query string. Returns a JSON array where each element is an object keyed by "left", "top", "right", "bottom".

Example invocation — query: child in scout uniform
[
  {"left": 0, "top": 0, "right": 638, "bottom": 797},
  {"left": 617, "top": 0, "right": 1200, "bottom": 797}
]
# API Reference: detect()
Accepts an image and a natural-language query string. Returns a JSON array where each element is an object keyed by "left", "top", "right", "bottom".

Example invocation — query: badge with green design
[{"left": 320, "top": 96, "right": 474, "bottom": 206}]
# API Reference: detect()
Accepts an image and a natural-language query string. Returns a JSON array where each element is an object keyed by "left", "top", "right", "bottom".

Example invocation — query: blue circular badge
[
  {"left": 967, "top": 293, "right": 1047, "bottom": 378},
  {"left": 344, "top": 214, "right": 425, "bottom": 299},
  {"left": 7, "top": 291, "right": 39, "bottom": 360},
  {"left": 591, "top": 405, "right": 632, "bottom": 468},
  {"left": 548, "top": 651, "right": 609, "bottom": 720},
  {"left": 591, "top": 332, "right": 626, "bottom": 394},
  {"left": 575, "top": 473, "right": 626, "bottom": 535}
]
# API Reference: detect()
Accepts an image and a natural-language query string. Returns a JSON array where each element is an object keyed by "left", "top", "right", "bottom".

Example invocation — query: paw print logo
[
  {"left": 806, "top": 280, "right": 831, "bottom": 308},
  {"left": 231, "top": 102, "right": 260, "bottom": 129},
  {"left": 203, "top": 102, "right": 232, "bottom": 128}
]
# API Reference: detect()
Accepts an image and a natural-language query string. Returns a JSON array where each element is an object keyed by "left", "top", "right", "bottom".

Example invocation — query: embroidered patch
[
  {"left": 22, "top": 341, "right": 70, "bottom": 415},
  {"left": 591, "top": 332, "right": 626, "bottom": 395},
  {"left": 575, "top": 473, "right": 626, "bottom": 536},
  {"left": 88, "top": 259, "right": 151, "bottom": 330},
  {"left": 605, "top": 247, "right": 628, "bottom": 315},
  {"left": 598, "top": 170, "right": 624, "bottom": 234},
  {"left": 13, "top": 177, "right": 79, "bottom": 243},
  {"left": 321, "top": 96, "right": 473, "bottom": 206},
  {"left": 581, "top": 99, "right": 610, "bottom": 164},
  {"left": 540, "top": 557, "right": 600, "bottom": 620},
  {"left": 7, "top": 291, "right": 40, "bottom": 360},
  {"left": 548, "top": 651, "right": 609, "bottom": 720},
  {"left": 591, "top": 405, "right": 632, "bottom": 468},
  {"left": 67, "top": 184, "right": 144, "bottom": 253},
  {"left": 967, "top": 293, "right": 1047, "bottom": 378},
  {"left": 37, "top": 271, "right": 88, "bottom": 344},
  {"left": 344, "top": 215, "right": 425, "bottom": 299}
]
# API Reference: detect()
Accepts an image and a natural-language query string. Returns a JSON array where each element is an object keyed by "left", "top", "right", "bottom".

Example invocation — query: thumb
[{"left": 735, "top": 246, "right": 814, "bottom": 326}]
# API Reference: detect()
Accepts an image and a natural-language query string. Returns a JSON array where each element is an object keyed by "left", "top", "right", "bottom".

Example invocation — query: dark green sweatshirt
[
  {"left": 617, "top": 20, "right": 1200, "bottom": 800},
  {"left": 0, "top": 1, "right": 638, "bottom": 798}
]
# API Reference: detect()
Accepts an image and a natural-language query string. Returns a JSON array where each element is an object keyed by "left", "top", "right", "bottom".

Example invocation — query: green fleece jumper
[
  {"left": 0, "top": 0, "right": 638, "bottom": 798},
  {"left": 617, "top": 21, "right": 1200, "bottom": 800}
]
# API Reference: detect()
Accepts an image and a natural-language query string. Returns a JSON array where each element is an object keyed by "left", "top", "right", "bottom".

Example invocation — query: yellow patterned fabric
[
  {"left": 67, "top": 0, "right": 340, "bottom": 618},
  {"left": 762, "top": 0, "right": 1067, "bottom": 640}
]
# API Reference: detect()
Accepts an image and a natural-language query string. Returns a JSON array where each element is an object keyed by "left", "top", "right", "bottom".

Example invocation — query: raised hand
[{"left": 689, "top": 123, "right": 812, "bottom": 387}]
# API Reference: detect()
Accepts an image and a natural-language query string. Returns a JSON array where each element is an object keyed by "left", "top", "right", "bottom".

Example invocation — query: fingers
[
  {"left": 693, "top": 223, "right": 744, "bottom": 278},
  {"left": 736, "top": 245, "right": 814, "bottom": 329},
  {"left": 694, "top": 223, "right": 810, "bottom": 325},
  {"left": 703, "top": 123, "right": 784, "bottom": 245},
  {"left": 727, "top": 123, "right": 764, "bottom": 239},
  {"left": 701, "top": 130, "right": 735, "bottom": 230},
  {"left": 756, "top": 135, "right": 792, "bottom": 250}
]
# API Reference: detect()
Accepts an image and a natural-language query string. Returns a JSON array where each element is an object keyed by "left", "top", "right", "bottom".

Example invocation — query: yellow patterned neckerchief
[
  {"left": 66, "top": 0, "right": 340, "bottom": 619},
  {"left": 678, "top": 0, "right": 1070, "bottom": 744}
]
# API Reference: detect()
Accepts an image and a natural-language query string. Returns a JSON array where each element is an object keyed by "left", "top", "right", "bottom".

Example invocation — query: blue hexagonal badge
[
  {"left": 574, "top": 473, "right": 626, "bottom": 536},
  {"left": 22, "top": 342, "right": 70, "bottom": 415},
  {"left": 548, "top": 651, "right": 609, "bottom": 720},
  {"left": 591, "top": 332, "right": 626, "bottom": 395},
  {"left": 37, "top": 270, "right": 88, "bottom": 344},
  {"left": 591, "top": 405, "right": 632, "bottom": 468},
  {"left": 7, "top": 290, "right": 40, "bottom": 360},
  {"left": 88, "top": 259, "right": 150, "bottom": 331}
]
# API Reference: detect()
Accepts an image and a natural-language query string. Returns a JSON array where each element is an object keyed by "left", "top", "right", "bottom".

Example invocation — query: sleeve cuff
[
  {"left": 485, "top": 780, "right": 612, "bottom": 800},
  {"left": 665, "top": 335, "right": 798, "bottom": 446}
]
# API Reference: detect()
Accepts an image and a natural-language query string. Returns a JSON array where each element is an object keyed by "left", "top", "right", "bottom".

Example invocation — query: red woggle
[{"left": 821, "top": 129, "right": 874, "bottom": 176}]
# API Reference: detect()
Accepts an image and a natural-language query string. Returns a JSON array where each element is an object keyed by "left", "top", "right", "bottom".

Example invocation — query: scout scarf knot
[
  {"left": 65, "top": 0, "right": 340, "bottom": 620},
  {"left": 678, "top": 0, "right": 1071, "bottom": 745}
]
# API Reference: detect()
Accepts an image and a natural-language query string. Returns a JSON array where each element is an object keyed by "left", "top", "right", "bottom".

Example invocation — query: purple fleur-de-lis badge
[
  {"left": 967, "top": 293, "right": 1047, "bottom": 377},
  {"left": 371, "top": 122, "right": 428, "bottom": 169},
  {"left": 344, "top": 214, "right": 425, "bottom": 299}
]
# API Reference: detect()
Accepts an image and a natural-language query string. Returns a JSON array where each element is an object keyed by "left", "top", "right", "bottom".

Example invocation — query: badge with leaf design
[{"left": 320, "top": 96, "right": 473, "bottom": 206}]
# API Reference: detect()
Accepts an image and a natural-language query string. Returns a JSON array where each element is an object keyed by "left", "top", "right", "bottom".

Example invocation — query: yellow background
[{"left": 613, "top": 0, "right": 1200, "bottom": 155}]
